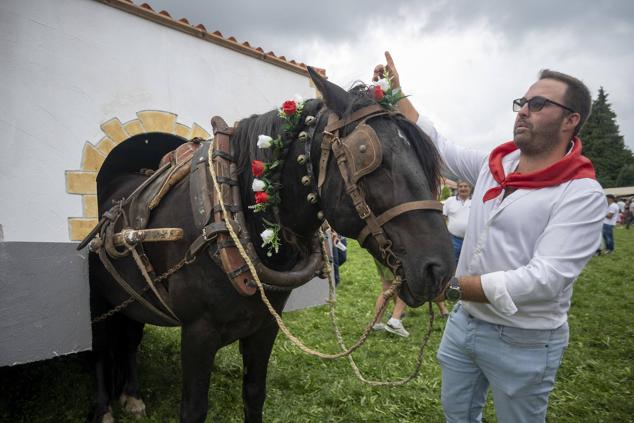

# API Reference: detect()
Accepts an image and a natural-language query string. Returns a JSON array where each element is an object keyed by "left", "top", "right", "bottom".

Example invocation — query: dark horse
[{"left": 88, "top": 68, "right": 455, "bottom": 422}]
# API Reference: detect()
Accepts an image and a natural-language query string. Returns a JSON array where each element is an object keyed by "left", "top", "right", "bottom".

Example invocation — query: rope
[
  {"left": 320, "top": 239, "right": 436, "bottom": 385},
  {"left": 207, "top": 139, "right": 435, "bottom": 372}
]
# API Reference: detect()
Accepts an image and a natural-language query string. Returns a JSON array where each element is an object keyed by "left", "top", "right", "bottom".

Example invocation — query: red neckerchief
[{"left": 482, "top": 137, "right": 596, "bottom": 202}]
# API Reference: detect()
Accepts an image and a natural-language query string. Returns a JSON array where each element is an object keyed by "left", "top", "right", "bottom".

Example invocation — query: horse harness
[
  {"left": 308, "top": 104, "right": 443, "bottom": 275},
  {"left": 81, "top": 117, "right": 263, "bottom": 325},
  {"left": 80, "top": 104, "right": 443, "bottom": 324},
  {"left": 83, "top": 111, "right": 331, "bottom": 324}
]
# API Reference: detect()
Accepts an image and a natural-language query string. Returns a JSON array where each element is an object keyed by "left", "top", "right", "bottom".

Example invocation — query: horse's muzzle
[{"left": 399, "top": 260, "right": 451, "bottom": 307}]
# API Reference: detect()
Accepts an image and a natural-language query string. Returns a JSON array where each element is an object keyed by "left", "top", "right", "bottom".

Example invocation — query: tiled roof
[{"left": 98, "top": 0, "right": 326, "bottom": 77}]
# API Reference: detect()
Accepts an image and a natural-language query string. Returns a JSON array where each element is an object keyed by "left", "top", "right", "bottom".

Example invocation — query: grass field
[{"left": 1, "top": 229, "right": 633, "bottom": 422}]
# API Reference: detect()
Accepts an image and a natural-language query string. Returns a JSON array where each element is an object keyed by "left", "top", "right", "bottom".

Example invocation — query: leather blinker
[{"left": 340, "top": 123, "right": 383, "bottom": 184}]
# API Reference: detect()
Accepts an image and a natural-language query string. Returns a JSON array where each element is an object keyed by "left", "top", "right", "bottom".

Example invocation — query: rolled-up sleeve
[
  {"left": 416, "top": 115, "right": 487, "bottom": 187},
  {"left": 480, "top": 188, "right": 606, "bottom": 315}
]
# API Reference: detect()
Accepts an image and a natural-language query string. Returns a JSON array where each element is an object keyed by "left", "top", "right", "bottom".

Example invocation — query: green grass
[{"left": 2, "top": 229, "right": 633, "bottom": 422}]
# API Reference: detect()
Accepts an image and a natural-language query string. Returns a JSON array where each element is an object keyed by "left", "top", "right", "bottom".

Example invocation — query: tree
[
  {"left": 579, "top": 87, "right": 633, "bottom": 188},
  {"left": 616, "top": 164, "right": 634, "bottom": 187}
]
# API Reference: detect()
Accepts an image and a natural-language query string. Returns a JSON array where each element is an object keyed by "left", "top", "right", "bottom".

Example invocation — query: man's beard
[{"left": 513, "top": 117, "right": 563, "bottom": 156}]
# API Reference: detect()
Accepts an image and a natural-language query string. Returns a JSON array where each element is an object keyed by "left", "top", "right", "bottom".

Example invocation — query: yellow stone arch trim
[{"left": 66, "top": 110, "right": 210, "bottom": 241}]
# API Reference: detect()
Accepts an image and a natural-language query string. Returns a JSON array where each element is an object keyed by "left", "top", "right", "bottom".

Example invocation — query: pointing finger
[{"left": 384, "top": 51, "right": 394, "bottom": 67}]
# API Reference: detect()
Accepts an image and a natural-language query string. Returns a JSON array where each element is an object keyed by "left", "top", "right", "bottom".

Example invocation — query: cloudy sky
[{"left": 146, "top": 0, "right": 634, "bottom": 151}]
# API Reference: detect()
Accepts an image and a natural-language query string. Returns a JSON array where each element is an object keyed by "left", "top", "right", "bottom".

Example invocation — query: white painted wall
[{"left": 0, "top": 0, "right": 315, "bottom": 242}]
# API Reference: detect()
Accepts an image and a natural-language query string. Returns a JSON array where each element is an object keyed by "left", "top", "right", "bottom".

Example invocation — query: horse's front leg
[
  {"left": 239, "top": 321, "right": 279, "bottom": 423},
  {"left": 180, "top": 319, "right": 220, "bottom": 423}
]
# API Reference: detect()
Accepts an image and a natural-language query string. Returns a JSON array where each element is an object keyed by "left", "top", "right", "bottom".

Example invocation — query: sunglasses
[{"left": 512, "top": 96, "right": 575, "bottom": 114}]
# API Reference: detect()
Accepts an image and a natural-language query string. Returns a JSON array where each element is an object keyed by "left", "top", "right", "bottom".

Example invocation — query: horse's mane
[
  {"left": 231, "top": 99, "right": 325, "bottom": 268},
  {"left": 394, "top": 116, "right": 442, "bottom": 197}
]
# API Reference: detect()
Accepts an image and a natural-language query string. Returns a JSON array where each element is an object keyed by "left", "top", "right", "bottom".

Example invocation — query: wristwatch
[{"left": 445, "top": 277, "right": 462, "bottom": 302}]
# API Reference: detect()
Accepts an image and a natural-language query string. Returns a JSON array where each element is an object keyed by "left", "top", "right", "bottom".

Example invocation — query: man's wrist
[{"left": 445, "top": 277, "right": 461, "bottom": 302}]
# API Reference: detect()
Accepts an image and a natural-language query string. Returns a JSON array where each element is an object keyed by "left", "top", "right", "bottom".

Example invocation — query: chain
[{"left": 91, "top": 255, "right": 194, "bottom": 324}]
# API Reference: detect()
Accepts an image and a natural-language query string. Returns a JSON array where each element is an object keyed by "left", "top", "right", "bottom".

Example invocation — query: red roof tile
[{"left": 97, "top": 0, "right": 326, "bottom": 77}]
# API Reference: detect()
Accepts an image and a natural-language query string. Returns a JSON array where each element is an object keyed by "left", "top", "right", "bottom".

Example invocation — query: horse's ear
[{"left": 307, "top": 66, "right": 352, "bottom": 117}]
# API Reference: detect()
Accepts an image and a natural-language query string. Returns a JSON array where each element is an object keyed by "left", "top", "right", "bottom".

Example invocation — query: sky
[{"left": 146, "top": 0, "right": 634, "bottom": 151}]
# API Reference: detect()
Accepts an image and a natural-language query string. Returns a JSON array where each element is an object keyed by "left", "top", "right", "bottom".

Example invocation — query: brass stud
[
  {"left": 296, "top": 154, "right": 307, "bottom": 165},
  {"left": 298, "top": 131, "right": 309, "bottom": 142},
  {"left": 359, "top": 144, "right": 367, "bottom": 153},
  {"left": 301, "top": 175, "right": 311, "bottom": 186},
  {"left": 317, "top": 211, "right": 324, "bottom": 220},
  {"left": 307, "top": 193, "right": 318, "bottom": 204},
  {"left": 305, "top": 115, "right": 316, "bottom": 126}
]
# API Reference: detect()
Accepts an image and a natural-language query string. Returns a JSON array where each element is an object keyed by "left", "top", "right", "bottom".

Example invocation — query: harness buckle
[{"left": 356, "top": 203, "right": 371, "bottom": 219}]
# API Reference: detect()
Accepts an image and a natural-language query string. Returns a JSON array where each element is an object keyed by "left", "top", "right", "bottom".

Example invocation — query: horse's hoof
[
  {"left": 101, "top": 406, "right": 115, "bottom": 423},
  {"left": 119, "top": 393, "right": 147, "bottom": 418}
]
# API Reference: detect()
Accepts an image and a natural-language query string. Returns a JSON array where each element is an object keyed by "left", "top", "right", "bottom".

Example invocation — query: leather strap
[
  {"left": 77, "top": 163, "right": 173, "bottom": 250},
  {"left": 330, "top": 135, "right": 392, "bottom": 249},
  {"left": 317, "top": 131, "right": 335, "bottom": 194},
  {"left": 315, "top": 105, "right": 443, "bottom": 260},
  {"left": 210, "top": 116, "right": 257, "bottom": 296},
  {"left": 357, "top": 200, "right": 443, "bottom": 246},
  {"left": 325, "top": 104, "right": 387, "bottom": 133},
  {"left": 97, "top": 248, "right": 180, "bottom": 325}
]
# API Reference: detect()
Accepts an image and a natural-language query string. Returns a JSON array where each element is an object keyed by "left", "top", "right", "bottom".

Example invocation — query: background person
[
  {"left": 371, "top": 259, "right": 410, "bottom": 337},
  {"left": 331, "top": 231, "right": 347, "bottom": 286},
  {"left": 601, "top": 194, "right": 619, "bottom": 254},
  {"left": 627, "top": 198, "right": 634, "bottom": 229},
  {"left": 443, "top": 180, "right": 472, "bottom": 261}
]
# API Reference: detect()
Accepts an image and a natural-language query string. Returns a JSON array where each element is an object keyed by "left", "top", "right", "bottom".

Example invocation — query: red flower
[
  {"left": 255, "top": 191, "right": 269, "bottom": 204},
  {"left": 373, "top": 85, "right": 384, "bottom": 101},
  {"left": 282, "top": 100, "right": 297, "bottom": 116},
  {"left": 251, "top": 160, "right": 265, "bottom": 177}
]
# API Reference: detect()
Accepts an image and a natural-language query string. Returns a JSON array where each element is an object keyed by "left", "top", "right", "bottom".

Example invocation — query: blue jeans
[
  {"left": 437, "top": 303, "right": 569, "bottom": 423},
  {"left": 602, "top": 223, "right": 615, "bottom": 251},
  {"left": 451, "top": 235, "right": 463, "bottom": 262}
]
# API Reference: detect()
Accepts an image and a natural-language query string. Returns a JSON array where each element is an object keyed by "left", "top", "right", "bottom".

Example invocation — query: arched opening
[
  {"left": 96, "top": 132, "right": 185, "bottom": 205},
  {"left": 66, "top": 111, "right": 211, "bottom": 241}
]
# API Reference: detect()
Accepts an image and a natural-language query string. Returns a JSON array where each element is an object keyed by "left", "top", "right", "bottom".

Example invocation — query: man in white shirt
[
  {"left": 374, "top": 52, "right": 606, "bottom": 422},
  {"left": 602, "top": 194, "right": 620, "bottom": 254},
  {"left": 443, "top": 181, "right": 472, "bottom": 260}
]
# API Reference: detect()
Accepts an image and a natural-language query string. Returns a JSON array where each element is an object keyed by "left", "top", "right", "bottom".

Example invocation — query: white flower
[
  {"left": 260, "top": 228, "right": 275, "bottom": 244},
  {"left": 294, "top": 94, "right": 304, "bottom": 103},
  {"left": 376, "top": 78, "right": 390, "bottom": 92},
  {"left": 257, "top": 134, "right": 273, "bottom": 149},
  {"left": 252, "top": 178, "right": 266, "bottom": 192}
]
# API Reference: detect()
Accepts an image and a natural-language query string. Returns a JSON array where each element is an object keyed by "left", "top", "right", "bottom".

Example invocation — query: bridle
[{"left": 305, "top": 103, "right": 443, "bottom": 277}]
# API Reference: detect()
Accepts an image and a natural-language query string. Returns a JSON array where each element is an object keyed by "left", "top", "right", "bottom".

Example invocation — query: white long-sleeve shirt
[{"left": 418, "top": 116, "right": 607, "bottom": 329}]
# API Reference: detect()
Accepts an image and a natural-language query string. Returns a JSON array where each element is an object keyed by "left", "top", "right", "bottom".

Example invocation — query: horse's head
[{"left": 306, "top": 67, "right": 455, "bottom": 306}]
